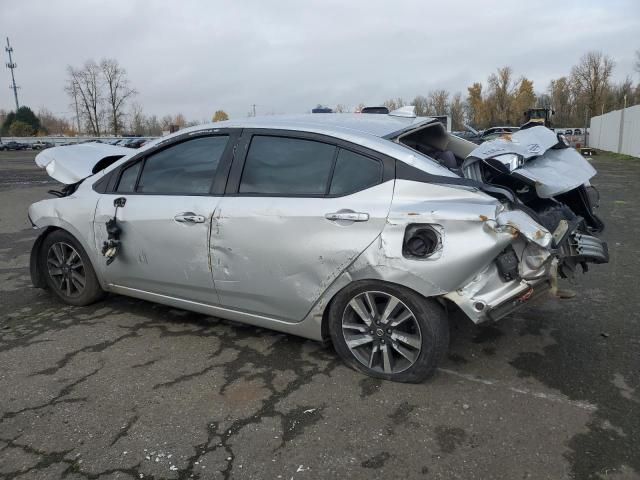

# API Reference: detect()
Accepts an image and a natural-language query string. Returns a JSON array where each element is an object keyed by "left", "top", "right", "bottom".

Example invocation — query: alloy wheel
[
  {"left": 341, "top": 291, "right": 422, "bottom": 374},
  {"left": 46, "top": 242, "right": 86, "bottom": 298}
]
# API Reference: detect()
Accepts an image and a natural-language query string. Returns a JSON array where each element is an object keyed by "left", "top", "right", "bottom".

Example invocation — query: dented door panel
[
  {"left": 94, "top": 194, "right": 220, "bottom": 304},
  {"left": 211, "top": 181, "right": 394, "bottom": 322}
]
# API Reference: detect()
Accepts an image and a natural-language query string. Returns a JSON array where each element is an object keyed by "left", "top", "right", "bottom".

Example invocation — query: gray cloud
[{"left": 1, "top": 0, "right": 639, "bottom": 121}]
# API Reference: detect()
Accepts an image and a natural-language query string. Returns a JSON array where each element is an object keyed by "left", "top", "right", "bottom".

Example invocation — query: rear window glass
[
  {"left": 329, "top": 149, "right": 382, "bottom": 195},
  {"left": 239, "top": 136, "right": 336, "bottom": 195}
]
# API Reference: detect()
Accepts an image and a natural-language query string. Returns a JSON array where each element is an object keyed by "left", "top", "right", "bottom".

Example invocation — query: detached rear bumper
[
  {"left": 444, "top": 262, "right": 552, "bottom": 324},
  {"left": 445, "top": 224, "right": 608, "bottom": 324}
]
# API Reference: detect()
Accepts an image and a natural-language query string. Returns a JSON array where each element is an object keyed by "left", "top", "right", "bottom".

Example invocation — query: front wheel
[
  {"left": 328, "top": 281, "right": 449, "bottom": 383},
  {"left": 40, "top": 230, "right": 104, "bottom": 306}
]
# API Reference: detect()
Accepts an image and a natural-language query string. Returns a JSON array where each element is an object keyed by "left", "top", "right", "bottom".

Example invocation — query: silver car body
[{"left": 28, "top": 114, "right": 607, "bottom": 342}]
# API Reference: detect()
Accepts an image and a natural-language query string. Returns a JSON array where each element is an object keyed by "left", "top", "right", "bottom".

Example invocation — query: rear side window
[
  {"left": 239, "top": 136, "right": 336, "bottom": 195},
  {"left": 329, "top": 149, "right": 382, "bottom": 195},
  {"left": 135, "top": 136, "right": 228, "bottom": 194}
]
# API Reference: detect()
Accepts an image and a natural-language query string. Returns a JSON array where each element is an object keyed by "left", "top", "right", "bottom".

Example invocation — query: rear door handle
[
  {"left": 325, "top": 211, "right": 369, "bottom": 222},
  {"left": 174, "top": 212, "right": 206, "bottom": 224}
]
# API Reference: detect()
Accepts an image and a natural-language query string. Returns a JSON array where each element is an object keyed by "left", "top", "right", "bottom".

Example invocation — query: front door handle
[
  {"left": 174, "top": 212, "right": 206, "bottom": 224},
  {"left": 325, "top": 211, "right": 369, "bottom": 222}
]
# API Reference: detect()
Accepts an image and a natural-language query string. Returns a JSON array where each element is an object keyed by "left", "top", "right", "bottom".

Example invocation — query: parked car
[
  {"left": 458, "top": 125, "right": 519, "bottom": 144},
  {"left": 29, "top": 113, "right": 608, "bottom": 382},
  {"left": 0, "top": 141, "right": 29, "bottom": 151},
  {"left": 119, "top": 137, "right": 146, "bottom": 148},
  {"left": 31, "top": 140, "right": 55, "bottom": 150},
  {"left": 481, "top": 126, "right": 519, "bottom": 136},
  {"left": 573, "top": 128, "right": 583, "bottom": 135}
]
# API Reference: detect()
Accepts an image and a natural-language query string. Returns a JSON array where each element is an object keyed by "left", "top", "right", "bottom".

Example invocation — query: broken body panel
[
  {"left": 35, "top": 143, "right": 133, "bottom": 185},
  {"left": 29, "top": 115, "right": 607, "bottom": 344}
]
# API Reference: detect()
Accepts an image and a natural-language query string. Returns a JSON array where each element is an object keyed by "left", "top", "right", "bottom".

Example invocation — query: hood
[
  {"left": 35, "top": 143, "right": 132, "bottom": 185},
  {"left": 465, "top": 126, "right": 596, "bottom": 198}
]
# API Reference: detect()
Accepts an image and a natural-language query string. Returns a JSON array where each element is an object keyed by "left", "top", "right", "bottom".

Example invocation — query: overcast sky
[{"left": 1, "top": 0, "right": 639, "bottom": 121}]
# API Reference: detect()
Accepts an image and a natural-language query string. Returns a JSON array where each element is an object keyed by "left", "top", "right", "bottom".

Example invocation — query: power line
[{"left": 5, "top": 37, "right": 20, "bottom": 111}]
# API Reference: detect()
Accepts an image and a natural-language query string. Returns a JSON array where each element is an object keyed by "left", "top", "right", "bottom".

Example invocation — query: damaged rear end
[
  {"left": 388, "top": 122, "right": 608, "bottom": 324},
  {"left": 461, "top": 126, "right": 608, "bottom": 274}
]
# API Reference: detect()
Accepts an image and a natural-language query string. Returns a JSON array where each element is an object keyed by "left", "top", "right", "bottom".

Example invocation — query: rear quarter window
[{"left": 329, "top": 149, "right": 382, "bottom": 195}]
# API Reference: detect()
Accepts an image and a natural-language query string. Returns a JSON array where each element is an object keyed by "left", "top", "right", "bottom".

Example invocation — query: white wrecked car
[{"left": 28, "top": 110, "right": 608, "bottom": 382}]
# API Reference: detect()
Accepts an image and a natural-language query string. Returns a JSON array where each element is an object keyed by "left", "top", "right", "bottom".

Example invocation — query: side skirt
[{"left": 107, "top": 284, "right": 324, "bottom": 342}]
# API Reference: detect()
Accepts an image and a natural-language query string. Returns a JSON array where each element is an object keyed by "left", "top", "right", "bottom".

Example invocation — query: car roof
[
  {"left": 175, "top": 113, "right": 438, "bottom": 140},
  {"left": 127, "top": 113, "right": 457, "bottom": 180}
]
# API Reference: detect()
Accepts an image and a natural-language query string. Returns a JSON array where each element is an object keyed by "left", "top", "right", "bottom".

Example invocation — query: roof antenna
[{"left": 388, "top": 106, "right": 416, "bottom": 118}]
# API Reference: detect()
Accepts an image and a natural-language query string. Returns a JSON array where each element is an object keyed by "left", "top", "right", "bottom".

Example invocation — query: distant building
[{"left": 312, "top": 106, "right": 333, "bottom": 113}]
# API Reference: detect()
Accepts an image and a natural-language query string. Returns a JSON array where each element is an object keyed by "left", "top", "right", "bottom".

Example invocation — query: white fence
[{"left": 590, "top": 104, "right": 640, "bottom": 157}]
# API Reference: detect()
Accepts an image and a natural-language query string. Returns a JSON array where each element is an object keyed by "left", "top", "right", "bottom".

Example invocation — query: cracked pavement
[{"left": 0, "top": 151, "right": 638, "bottom": 479}]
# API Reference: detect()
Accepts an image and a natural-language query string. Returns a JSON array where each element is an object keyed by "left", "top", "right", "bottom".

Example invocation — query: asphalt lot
[{"left": 0, "top": 150, "right": 638, "bottom": 479}]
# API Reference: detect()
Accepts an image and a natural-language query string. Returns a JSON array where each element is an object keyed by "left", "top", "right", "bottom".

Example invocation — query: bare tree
[
  {"left": 448, "top": 93, "right": 465, "bottom": 130},
  {"left": 38, "top": 108, "right": 71, "bottom": 136},
  {"left": 428, "top": 90, "right": 449, "bottom": 115},
  {"left": 129, "top": 102, "right": 146, "bottom": 135},
  {"left": 635, "top": 49, "right": 640, "bottom": 74},
  {"left": 383, "top": 98, "right": 397, "bottom": 111},
  {"left": 66, "top": 61, "right": 103, "bottom": 136},
  {"left": 334, "top": 104, "right": 347, "bottom": 113},
  {"left": 548, "top": 77, "right": 573, "bottom": 126},
  {"left": 174, "top": 113, "right": 186, "bottom": 128},
  {"left": 412, "top": 95, "right": 429, "bottom": 116},
  {"left": 160, "top": 113, "right": 187, "bottom": 132},
  {"left": 383, "top": 98, "right": 405, "bottom": 111},
  {"left": 101, "top": 59, "right": 136, "bottom": 135},
  {"left": 145, "top": 115, "right": 162, "bottom": 136},
  {"left": 570, "top": 51, "right": 615, "bottom": 117},
  {"left": 607, "top": 76, "right": 636, "bottom": 109}
]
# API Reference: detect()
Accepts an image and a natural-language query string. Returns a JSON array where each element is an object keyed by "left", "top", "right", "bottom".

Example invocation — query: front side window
[
  {"left": 116, "top": 161, "right": 142, "bottom": 193},
  {"left": 239, "top": 136, "right": 336, "bottom": 195},
  {"left": 329, "top": 149, "right": 382, "bottom": 195},
  {"left": 134, "top": 135, "right": 229, "bottom": 194}
]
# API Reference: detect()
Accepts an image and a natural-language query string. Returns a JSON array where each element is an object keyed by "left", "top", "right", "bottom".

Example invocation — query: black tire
[
  {"left": 328, "top": 281, "right": 449, "bottom": 383},
  {"left": 39, "top": 229, "right": 104, "bottom": 306}
]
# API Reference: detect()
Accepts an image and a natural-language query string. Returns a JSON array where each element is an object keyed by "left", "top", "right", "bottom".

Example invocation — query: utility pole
[
  {"left": 5, "top": 37, "right": 20, "bottom": 111},
  {"left": 71, "top": 81, "right": 82, "bottom": 141},
  {"left": 251, "top": 104, "right": 256, "bottom": 117}
]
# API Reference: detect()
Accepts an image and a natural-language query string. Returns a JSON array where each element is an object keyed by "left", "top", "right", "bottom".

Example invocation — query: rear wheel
[
  {"left": 40, "top": 230, "right": 104, "bottom": 306},
  {"left": 328, "top": 281, "right": 449, "bottom": 383}
]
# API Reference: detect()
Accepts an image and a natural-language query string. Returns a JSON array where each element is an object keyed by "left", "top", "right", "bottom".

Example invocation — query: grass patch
[{"left": 593, "top": 149, "right": 639, "bottom": 161}]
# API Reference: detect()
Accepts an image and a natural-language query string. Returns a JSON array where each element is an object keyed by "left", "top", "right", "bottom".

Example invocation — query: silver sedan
[{"left": 28, "top": 111, "right": 608, "bottom": 382}]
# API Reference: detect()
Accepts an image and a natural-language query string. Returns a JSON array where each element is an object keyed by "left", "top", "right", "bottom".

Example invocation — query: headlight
[{"left": 492, "top": 153, "right": 525, "bottom": 172}]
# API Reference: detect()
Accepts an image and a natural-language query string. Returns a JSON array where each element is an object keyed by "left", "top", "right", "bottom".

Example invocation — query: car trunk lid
[{"left": 35, "top": 143, "right": 132, "bottom": 185}]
